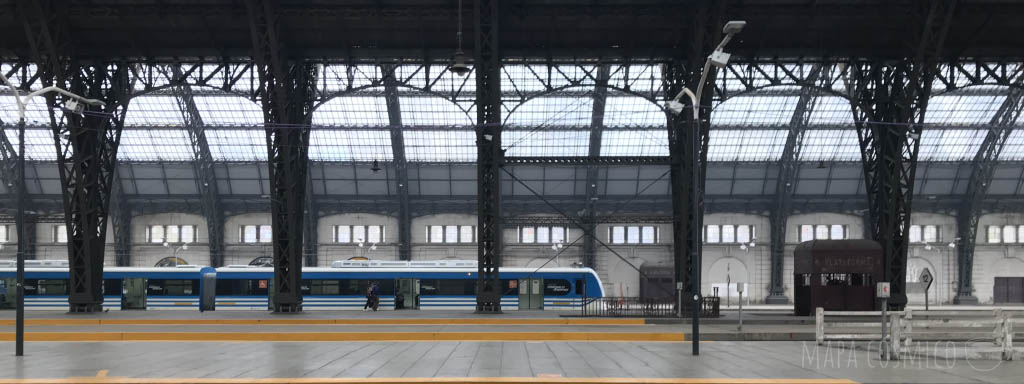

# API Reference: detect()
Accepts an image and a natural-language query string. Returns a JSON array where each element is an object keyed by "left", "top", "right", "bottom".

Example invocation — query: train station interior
[{"left": 2, "top": 1, "right": 1024, "bottom": 383}]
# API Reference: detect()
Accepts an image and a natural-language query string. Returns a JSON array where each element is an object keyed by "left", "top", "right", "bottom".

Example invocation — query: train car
[
  {"left": 0, "top": 260, "right": 216, "bottom": 311},
  {"left": 214, "top": 260, "right": 604, "bottom": 311}
]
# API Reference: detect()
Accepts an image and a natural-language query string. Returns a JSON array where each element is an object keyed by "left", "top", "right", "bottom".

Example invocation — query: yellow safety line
[
  {"left": 95, "top": 370, "right": 108, "bottom": 378},
  {"left": 0, "top": 377, "right": 859, "bottom": 384},
  {"left": 0, "top": 318, "right": 645, "bottom": 326},
  {"left": 0, "top": 331, "right": 684, "bottom": 342}
]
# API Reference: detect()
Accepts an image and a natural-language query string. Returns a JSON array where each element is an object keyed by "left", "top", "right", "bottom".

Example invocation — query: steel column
[
  {"left": 474, "top": 0, "right": 502, "bottom": 313},
  {"left": 954, "top": 80, "right": 1024, "bottom": 304},
  {"left": 169, "top": 65, "right": 226, "bottom": 267},
  {"left": 583, "top": 65, "right": 610, "bottom": 269},
  {"left": 245, "top": 0, "right": 318, "bottom": 312},
  {"left": 766, "top": 65, "right": 824, "bottom": 304},
  {"left": 849, "top": 1, "right": 956, "bottom": 310},
  {"left": 110, "top": 167, "right": 131, "bottom": 266},
  {"left": 303, "top": 161, "right": 318, "bottom": 266},
  {"left": 665, "top": 0, "right": 722, "bottom": 312},
  {"left": 382, "top": 64, "right": 412, "bottom": 261}
]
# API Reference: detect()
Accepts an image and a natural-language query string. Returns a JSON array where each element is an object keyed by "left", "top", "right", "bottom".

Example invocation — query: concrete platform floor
[{"left": 0, "top": 340, "right": 1021, "bottom": 383}]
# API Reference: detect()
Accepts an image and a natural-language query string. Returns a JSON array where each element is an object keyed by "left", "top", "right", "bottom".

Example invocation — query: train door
[
  {"left": 200, "top": 272, "right": 216, "bottom": 312},
  {"left": 122, "top": 278, "right": 147, "bottom": 310},
  {"left": 518, "top": 278, "right": 544, "bottom": 310},
  {"left": 396, "top": 278, "right": 419, "bottom": 310},
  {"left": 0, "top": 278, "right": 14, "bottom": 309}
]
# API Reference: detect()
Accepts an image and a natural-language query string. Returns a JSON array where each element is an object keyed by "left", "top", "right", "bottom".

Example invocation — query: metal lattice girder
[
  {"left": 665, "top": 0, "right": 723, "bottom": 298},
  {"left": 53, "top": 64, "right": 133, "bottom": 312},
  {"left": 849, "top": 0, "right": 957, "bottom": 310},
  {"left": 954, "top": 79, "right": 1024, "bottom": 304},
  {"left": 110, "top": 166, "right": 131, "bottom": 266},
  {"left": 0, "top": 125, "right": 17, "bottom": 197},
  {"left": 503, "top": 156, "right": 671, "bottom": 166},
  {"left": 582, "top": 65, "right": 610, "bottom": 269},
  {"left": 168, "top": 65, "right": 226, "bottom": 267},
  {"left": 303, "top": 164, "right": 317, "bottom": 267},
  {"left": 766, "top": 64, "right": 825, "bottom": 304},
  {"left": 245, "top": 0, "right": 318, "bottom": 313},
  {"left": 474, "top": 0, "right": 502, "bottom": 313},
  {"left": 382, "top": 63, "right": 412, "bottom": 261}
]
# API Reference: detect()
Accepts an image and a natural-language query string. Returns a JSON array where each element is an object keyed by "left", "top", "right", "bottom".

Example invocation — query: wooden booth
[{"left": 793, "top": 239, "right": 883, "bottom": 316}]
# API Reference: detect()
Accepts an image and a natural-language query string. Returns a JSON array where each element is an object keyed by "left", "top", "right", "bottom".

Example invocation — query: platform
[{"left": 1, "top": 310, "right": 1022, "bottom": 383}]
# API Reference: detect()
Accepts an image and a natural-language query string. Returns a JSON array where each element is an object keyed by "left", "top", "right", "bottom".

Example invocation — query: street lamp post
[
  {"left": 665, "top": 20, "right": 746, "bottom": 356},
  {"left": 1, "top": 73, "right": 106, "bottom": 357}
]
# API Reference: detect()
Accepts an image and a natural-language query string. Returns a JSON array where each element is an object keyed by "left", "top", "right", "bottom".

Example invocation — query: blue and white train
[
  {"left": 215, "top": 260, "right": 604, "bottom": 311},
  {"left": 0, "top": 259, "right": 603, "bottom": 311},
  {"left": 0, "top": 260, "right": 215, "bottom": 310}
]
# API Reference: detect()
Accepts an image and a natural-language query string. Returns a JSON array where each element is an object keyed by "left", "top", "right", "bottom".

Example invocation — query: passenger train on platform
[{"left": 0, "top": 259, "right": 603, "bottom": 311}]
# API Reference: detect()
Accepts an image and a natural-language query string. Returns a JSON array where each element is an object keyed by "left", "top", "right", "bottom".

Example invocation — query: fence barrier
[
  {"left": 816, "top": 307, "right": 1015, "bottom": 361},
  {"left": 581, "top": 296, "right": 719, "bottom": 318}
]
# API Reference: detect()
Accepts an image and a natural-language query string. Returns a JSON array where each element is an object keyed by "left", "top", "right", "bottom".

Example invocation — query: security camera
[{"left": 723, "top": 20, "right": 746, "bottom": 35}]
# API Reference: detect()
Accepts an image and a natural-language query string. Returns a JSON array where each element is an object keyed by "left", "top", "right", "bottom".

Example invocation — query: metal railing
[
  {"left": 581, "top": 296, "right": 720, "bottom": 318},
  {"left": 816, "top": 307, "right": 1016, "bottom": 361}
]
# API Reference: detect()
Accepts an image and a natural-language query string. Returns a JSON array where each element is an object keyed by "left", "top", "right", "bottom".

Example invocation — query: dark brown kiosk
[{"left": 793, "top": 239, "right": 883, "bottom": 316}]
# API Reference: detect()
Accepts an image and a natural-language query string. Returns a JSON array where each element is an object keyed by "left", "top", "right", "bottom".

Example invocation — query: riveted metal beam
[
  {"left": 849, "top": 0, "right": 957, "bottom": 310},
  {"left": 169, "top": 65, "right": 226, "bottom": 267},
  {"left": 954, "top": 75, "right": 1024, "bottom": 304},
  {"left": 382, "top": 63, "right": 412, "bottom": 261},
  {"left": 474, "top": 0, "right": 503, "bottom": 313}
]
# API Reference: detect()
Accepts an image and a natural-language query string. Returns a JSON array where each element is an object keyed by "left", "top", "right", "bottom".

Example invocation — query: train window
[
  {"left": 309, "top": 280, "right": 341, "bottom": 295},
  {"left": 439, "top": 279, "right": 476, "bottom": 295},
  {"left": 37, "top": 279, "right": 68, "bottom": 295},
  {"left": 820, "top": 273, "right": 850, "bottom": 286},
  {"left": 796, "top": 274, "right": 812, "bottom": 287},
  {"left": 419, "top": 280, "right": 438, "bottom": 295},
  {"left": 851, "top": 273, "right": 872, "bottom": 287},
  {"left": 575, "top": 279, "right": 584, "bottom": 295},
  {"left": 148, "top": 279, "right": 198, "bottom": 296},
  {"left": 216, "top": 279, "right": 246, "bottom": 295},
  {"left": 544, "top": 279, "right": 571, "bottom": 296},
  {"left": 103, "top": 279, "right": 122, "bottom": 296},
  {"left": 501, "top": 279, "right": 519, "bottom": 296}
]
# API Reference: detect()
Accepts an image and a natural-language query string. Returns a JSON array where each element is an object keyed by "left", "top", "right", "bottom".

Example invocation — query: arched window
[{"left": 155, "top": 257, "right": 188, "bottom": 267}]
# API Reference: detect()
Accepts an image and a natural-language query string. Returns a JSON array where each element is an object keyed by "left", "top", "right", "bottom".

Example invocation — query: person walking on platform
[
  {"left": 370, "top": 282, "right": 380, "bottom": 311},
  {"left": 363, "top": 283, "right": 374, "bottom": 311}
]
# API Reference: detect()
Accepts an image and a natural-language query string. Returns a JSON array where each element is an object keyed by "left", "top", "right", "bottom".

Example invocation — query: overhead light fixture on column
[
  {"left": 450, "top": 0, "right": 470, "bottom": 76},
  {"left": 371, "top": 159, "right": 381, "bottom": 173}
]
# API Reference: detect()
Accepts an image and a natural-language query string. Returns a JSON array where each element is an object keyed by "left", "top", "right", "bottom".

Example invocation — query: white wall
[
  {"left": 317, "top": 213, "right": 399, "bottom": 265},
  {"left": 702, "top": 213, "right": 771, "bottom": 302},
  {"left": 906, "top": 212, "right": 957, "bottom": 305},
  {"left": 31, "top": 221, "right": 117, "bottom": 266},
  {"left": 129, "top": 213, "right": 209, "bottom": 267},
  {"left": 223, "top": 212, "right": 273, "bottom": 266},
  {"left": 411, "top": 213, "right": 477, "bottom": 260},
  {"left": 974, "top": 213, "right": 1024, "bottom": 303}
]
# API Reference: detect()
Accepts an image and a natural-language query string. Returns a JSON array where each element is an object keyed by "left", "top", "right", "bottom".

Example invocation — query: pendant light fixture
[{"left": 450, "top": 0, "right": 470, "bottom": 76}]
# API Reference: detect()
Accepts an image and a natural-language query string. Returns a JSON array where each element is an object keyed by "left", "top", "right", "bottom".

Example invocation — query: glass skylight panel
[
  {"left": 708, "top": 129, "right": 788, "bottom": 161},
  {"left": 0, "top": 95, "right": 52, "bottom": 125},
  {"left": 505, "top": 96, "right": 593, "bottom": 128},
  {"left": 600, "top": 129, "right": 669, "bottom": 156},
  {"left": 313, "top": 96, "right": 389, "bottom": 127},
  {"left": 207, "top": 129, "right": 267, "bottom": 161},
  {"left": 405, "top": 129, "right": 476, "bottom": 162},
  {"left": 918, "top": 128, "right": 987, "bottom": 161},
  {"left": 1001, "top": 130, "right": 1024, "bottom": 161},
  {"left": 807, "top": 96, "right": 856, "bottom": 126},
  {"left": 123, "top": 95, "right": 185, "bottom": 126},
  {"left": 603, "top": 96, "right": 665, "bottom": 128},
  {"left": 192, "top": 95, "right": 263, "bottom": 126},
  {"left": 118, "top": 129, "right": 193, "bottom": 161},
  {"left": 801, "top": 129, "right": 862, "bottom": 161},
  {"left": 2, "top": 127, "right": 56, "bottom": 160},
  {"left": 924, "top": 94, "right": 1006, "bottom": 126},
  {"left": 400, "top": 94, "right": 473, "bottom": 126},
  {"left": 503, "top": 130, "right": 589, "bottom": 157},
  {"left": 712, "top": 95, "right": 799, "bottom": 126},
  {"left": 309, "top": 129, "right": 392, "bottom": 161}
]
